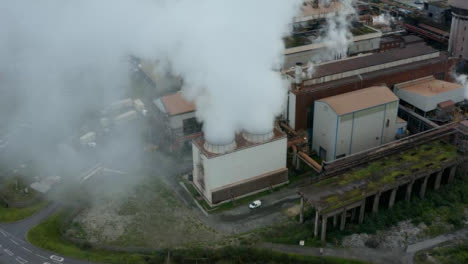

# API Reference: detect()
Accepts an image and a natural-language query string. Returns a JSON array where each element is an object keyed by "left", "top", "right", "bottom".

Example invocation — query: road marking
[
  {"left": 22, "top": 247, "right": 32, "bottom": 253},
  {"left": 16, "top": 256, "right": 28, "bottom": 264},
  {"left": 36, "top": 254, "right": 48, "bottom": 260},
  {"left": 4, "top": 248, "right": 14, "bottom": 256},
  {"left": 10, "top": 238, "right": 19, "bottom": 245},
  {"left": 0, "top": 230, "right": 7, "bottom": 237},
  {"left": 50, "top": 255, "right": 64, "bottom": 262}
]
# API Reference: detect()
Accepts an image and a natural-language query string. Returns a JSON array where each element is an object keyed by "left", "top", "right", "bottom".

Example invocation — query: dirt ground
[{"left": 72, "top": 175, "right": 223, "bottom": 249}]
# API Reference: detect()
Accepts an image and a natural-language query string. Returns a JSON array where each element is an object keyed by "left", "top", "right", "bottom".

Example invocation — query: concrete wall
[
  {"left": 350, "top": 105, "right": 386, "bottom": 154},
  {"left": 312, "top": 101, "right": 338, "bottom": 161},
  {"left": 194, "top": 137, "right": 287, "bottom": 203},
  {"left": 395, "top": 88, "right": 465, "bottom": 112},
  {"left": 335, "top": 113, "right": 353, "bottom": 158}
]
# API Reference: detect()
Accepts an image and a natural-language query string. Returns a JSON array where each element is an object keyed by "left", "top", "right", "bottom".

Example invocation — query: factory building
[
  {"left": 448, "top": 0, "right": 468, "bottom": 62},
  {"left": 192, "top": 129, "right": 288, "bottom": 205},
  {"left": 153, "top": 92, "right": 201, "bottom": 152},
  {"left": 394, "top": 76, "right": 465, "bottom": 117},
  {"left": 284, "top": 40, "right": 456, "bottom": 143},
  {"left": 312, "top": 86, "right": 399, "bottom": 162}
]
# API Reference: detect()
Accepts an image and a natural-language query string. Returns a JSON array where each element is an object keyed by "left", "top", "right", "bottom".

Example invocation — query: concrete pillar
[
  {"left": 295, "top": 158, "right": 301, "bottom": 170},
  {"left": 359, "top": 200, "right": 366, "bottom": 224},
  {"left": 448, "top": 166, "right": 457, "bottom": 184},
  {"left": 435, "top": 170, "right": 443, "bottom": 190},
  {"left": 405, "top": 181, "right": 414, "bottom": 201},
  {"left": 340, "top": 210, "right": 346, "bottom": 231},
  {"left": 389, "top": 188, "right": 397, "bottom": 208},
  {"left": 300, "top": 197, "right": 304, "bottom": 223},
  {"left": 350, "top": 207, "right": 356, "bottom": 222},
  {"left": 420, "top": 176, "right": 429, "bottom": 199},
  {"left": 333, "top": 215, "right": 337, "bottom": 227},
  {"left": 314, "top": 210, "right": 319, "bottom": 237},
  {"left": 321, "top": 215, "right": 328, "bottom": 242},
  {"left": 372, "top": 193, "right": 380, "bottom": 213}
]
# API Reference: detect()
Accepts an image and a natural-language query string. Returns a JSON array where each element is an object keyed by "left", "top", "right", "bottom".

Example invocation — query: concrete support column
[
  {"left": 389, "top": 188, "right": 397, "bottom": 209},
  {"left": 295, "top": 158, "right": 301, "bottom": 170},
  {"left": 340, "top": 210, "right": 346, "bottom": 231},
  {"left": 321, "top": 215, "right": 328, "bottom": 241},
  {"left": 333, "top": 215, "right": 337, "bottom": 227},
  {"left": 448, "top": 166, "right": 457, "bottom": 184},
  {"left": 435, "top": 170, "right": 443, "bottom": 190},
  {"left": 350, "top": 208, "right": 356, "bottom": 222},
  {"left": 420, "top": 176, "right": 429, "bottom": 199},
  {"left": 300, "top": 197, "right": 304, "bottom": 223},
  {"left": 372, "top": 193, "right": 380, "bottom": 213},
  {"left": 359, "top": 200, "right": 366, "bottom": 224},
  {"left": 405, "top": 181, "right": 414, "bottom": 201},
  {"left": 314, "top": 210, "right": 319, "bottom": 237}
]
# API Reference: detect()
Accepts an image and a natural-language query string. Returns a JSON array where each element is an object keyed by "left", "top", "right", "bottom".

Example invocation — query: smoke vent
[
  {"left": 204, "top": 141, "right": 237, "bottom": 154},
  {"left": 242, "top": 131, "right": 274, "bottom": 144}
]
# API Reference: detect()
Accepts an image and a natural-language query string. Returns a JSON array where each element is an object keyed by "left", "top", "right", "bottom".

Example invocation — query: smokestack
[
  {"left": 295, "top": 62, "right": 303, "bottom": 89},
  {"left": 204, "top": 140, "right": 237, "bottom": 154},
  {"left": 242, "top": 130, "right": 274, "bottom": 144}
]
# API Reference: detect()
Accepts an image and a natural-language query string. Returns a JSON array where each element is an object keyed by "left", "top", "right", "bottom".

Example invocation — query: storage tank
[
  {"left": 448, "top": 0, "right": 468, "bottom": 60},
  {"left": 203, "top": 141, "right": 237, "bottom": 154}
]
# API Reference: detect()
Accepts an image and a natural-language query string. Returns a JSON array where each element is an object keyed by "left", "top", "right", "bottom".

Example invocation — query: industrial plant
[{"left": 1, "top": 0, "right": 468, "bottom": 264}]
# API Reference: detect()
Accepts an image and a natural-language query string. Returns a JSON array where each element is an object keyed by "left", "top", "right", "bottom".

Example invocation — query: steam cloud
[
  {"left": 0, "top": 0, "right": 303, "bottom": 172},
  {"left": 455, "top": 74, "right": 468, "bottom": 99},
  {"left": 373, "top": 13, "right": 394, "bottom": 26}
]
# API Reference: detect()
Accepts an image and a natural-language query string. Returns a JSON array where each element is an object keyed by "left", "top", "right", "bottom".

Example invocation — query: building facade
[
  {"left": 312, "top": 86, "right": 399, "bottom": 161},
  {"left": 192, "top": 129, "right": 288, "bottom": 205}
]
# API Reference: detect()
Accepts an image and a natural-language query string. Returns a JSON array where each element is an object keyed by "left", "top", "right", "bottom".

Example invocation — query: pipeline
[{"left": 297, "top": 151, "right": 322, "bottom": 173}]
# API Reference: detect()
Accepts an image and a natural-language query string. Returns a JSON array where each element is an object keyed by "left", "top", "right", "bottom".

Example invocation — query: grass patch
[
  {"left": 27, "top": 210, "right": 150, "bottom": 264},
  {"left": 0, "top": 201, "right": 48, "bottom": 223},
  {"left": 414, "top": 241, "right": 468, "bottom": 264}
]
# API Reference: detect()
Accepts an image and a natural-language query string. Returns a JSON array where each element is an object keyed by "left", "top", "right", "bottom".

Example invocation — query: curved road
[{"left": 0, "top": 203, "right": 92, "bottom": 264}]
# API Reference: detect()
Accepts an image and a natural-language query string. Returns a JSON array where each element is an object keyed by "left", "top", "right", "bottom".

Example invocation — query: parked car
[{"left": 249, "top": 200, "right": 262, "bottom": 209}]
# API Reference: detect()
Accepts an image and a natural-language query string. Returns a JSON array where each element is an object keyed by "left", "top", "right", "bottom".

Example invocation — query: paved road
[
  {"left": 260, "top": 227, "right": 468, "bottom": 264},
  {"left": 0, "top": 203, "right": 92, "bottom": 264}
]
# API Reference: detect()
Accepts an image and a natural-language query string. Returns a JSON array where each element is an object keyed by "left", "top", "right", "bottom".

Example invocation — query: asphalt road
[{"left": 0, "top": 203, "right": 91, "bottom": 264}]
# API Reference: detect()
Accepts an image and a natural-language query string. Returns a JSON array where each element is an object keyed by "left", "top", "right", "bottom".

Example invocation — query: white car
[
  {"left": 50, "top": 255, "right": 64, "bottom": 262},
  {"left": 249, "top": 200, "right": 262, "bottom": 209}
]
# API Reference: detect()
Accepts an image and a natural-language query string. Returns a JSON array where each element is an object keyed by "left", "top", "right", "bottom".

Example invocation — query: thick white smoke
[
  {"left": 0, "top": 0, "right": 302, "bottom": 148},
  {"left": 373, "top": 13, "right": 394, "bottom": 26},
  {"left": 317, "top": 0, "right": 356, "bottom": 60},
  {"left": 455, "top": 74, "right": 468, "bottom": 99}
]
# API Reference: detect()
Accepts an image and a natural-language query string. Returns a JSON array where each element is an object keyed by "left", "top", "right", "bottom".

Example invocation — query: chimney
[
  {"left": 242, "top": 130, "right": 274, "bottom": 144},
  {"left": 204, "top": 140, "right": 237, "bottom": 154},
  {"left": 295, "top": 62, "right": 304, "bottom": 90}
]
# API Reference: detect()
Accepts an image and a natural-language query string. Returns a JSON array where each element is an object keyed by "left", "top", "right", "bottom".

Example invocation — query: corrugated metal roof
[
  {"left": 318, "top": 86, "right": 398, "bottom": 115},
  {"left": 160, "top": 92, "right": 196, "bottom": 116},
  {"left": 398, "top": 78, "right": 464, "bottom": 97}
]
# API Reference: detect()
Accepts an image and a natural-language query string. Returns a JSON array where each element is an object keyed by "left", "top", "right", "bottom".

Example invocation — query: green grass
[
  {"left": 414, "top": 241, "right": 468, "bottom": 264},
  {"left": 27, "top": 211, "right": 150, "bottom": 264},
  {"left": 28, "top": 210, "right": 367, "bottom": 264},
  {"left": 0, "top": 201, "right": 48, "bottom": 222}
]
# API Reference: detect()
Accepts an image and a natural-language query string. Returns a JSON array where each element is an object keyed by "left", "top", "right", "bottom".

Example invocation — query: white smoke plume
[
  {"left": 455, "top": 74, "right": 468, "bottom": 99},
  {"left": 317, "top": 0, "right": 356, "bottom": 60},
  {"left": 373, "top": 13, "right": 394, "bottom": 26},
  {"left": 0, "top": 0, "right": 302, "bottom": 154}
]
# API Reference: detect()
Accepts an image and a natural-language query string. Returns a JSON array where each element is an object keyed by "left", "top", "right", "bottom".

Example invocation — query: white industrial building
[
  {"left": 312, "top": 86, "right": 399, "bottom": 161},
  {"left": 192, "top": 129, "right": 288, "bottom": 205},
  {"left": 394, "top": 76, "right": 465, "bottom": 114}
]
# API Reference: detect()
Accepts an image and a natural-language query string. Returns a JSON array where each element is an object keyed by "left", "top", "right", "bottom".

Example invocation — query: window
[
  {"left": 183, "top": 117, "right": 202, "bottom": 135},
  {"left": 386, "top": 119, "right": 390, "bottom": 128}
]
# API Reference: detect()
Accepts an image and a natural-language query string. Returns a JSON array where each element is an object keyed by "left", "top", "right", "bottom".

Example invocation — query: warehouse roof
[
  {"left": 318, "top": 86, "right": 398, "bottom": 115},
  {"left": 396, "top": 77, "right": 464, "bottom": 97},
  {"left": 158, "top": 92, "right": 196, "bottom": 116}
]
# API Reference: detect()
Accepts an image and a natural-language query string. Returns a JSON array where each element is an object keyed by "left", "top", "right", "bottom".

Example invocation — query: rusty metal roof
[
  {"left": 398, "top": 78, "right": 464, "bottom": 97},
  {"left": 160, "top": 92, "right": 196, "bottom": 116},
  {"left": 318, "top": 86, "right": 398, "bottom": 115}
]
